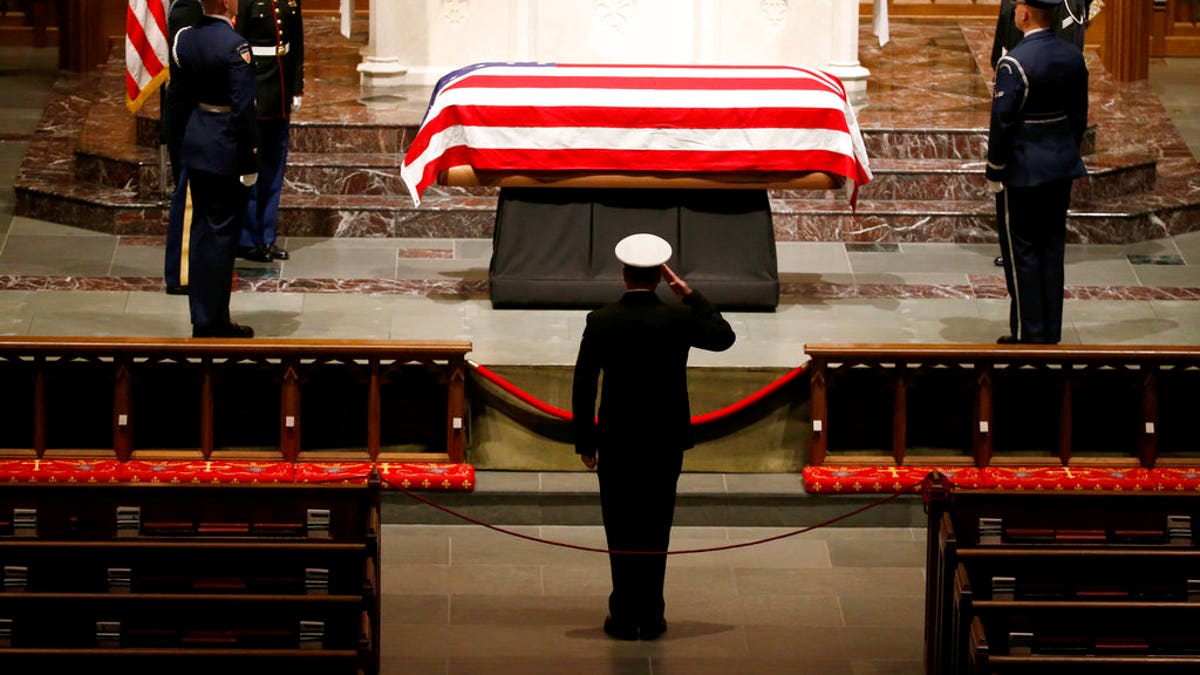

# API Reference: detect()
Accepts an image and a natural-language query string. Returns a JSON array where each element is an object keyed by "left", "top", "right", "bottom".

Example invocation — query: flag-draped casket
[{"left": 401, "top": 62, "right": 872, "bottom": 205}]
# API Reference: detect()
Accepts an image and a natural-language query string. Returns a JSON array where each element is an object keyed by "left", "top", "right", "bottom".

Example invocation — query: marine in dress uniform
[
  {"left": 235, "top": 0, "right": 304, "bottom": 262},
  {"left": 986, "top": 0, "right": 1088, "bottom": 344},
  {"left": 572, "top": 234, "right": 736, "bottom": 640},
  {"left": 174, "top": 0, "right": 260, "bottom": 338},
  {"left": 163, "top": 0, "right": 205, "bottom": 295}
]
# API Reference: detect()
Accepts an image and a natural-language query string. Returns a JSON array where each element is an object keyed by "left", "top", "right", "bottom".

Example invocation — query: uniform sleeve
[
  {"left": 682, "top": 291, "right": 736, "bottom": 352},
  {"left": 571, "top": 316, "right": 601, "bottom": 457},
  {"left": 229, "top": 41, "right": 261, "bottom": 175},
  {"left": 985, "top": 56, "right": 1026, "bottom": 182},
  {"left": 1069, "top": 59, "right": 1089, "bottom": 150}
]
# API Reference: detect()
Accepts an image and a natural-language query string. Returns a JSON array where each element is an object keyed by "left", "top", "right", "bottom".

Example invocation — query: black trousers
[
  {"left": 996, "top": 180, "right": 1071, "bottom": 344},
  {"left": 597, "top": 447, "right": 683, "bottom": 628},
  {"left": 187, "top": 169, "right": 250, "bottom": 330}
]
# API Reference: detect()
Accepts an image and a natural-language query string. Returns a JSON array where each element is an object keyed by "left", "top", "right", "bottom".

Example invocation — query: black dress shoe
[
  {"left": 602, "top": 616, "right": 638, "bottom": 641},
  {"left": 993, "top": 256, "right": 1006, "bottom": 267},
  {"left": 237, "top": 245, "right": 273, "bottom": 262},
  {"left": 996, "top": 335, "right": 1019, "bottom": 344},
  {"left": 639, "top": 618, "right": 668, "bottom": 641},
  {"left": 266, "top": 244, "right": 289, "bottom": 260},
  {"left": 193, "top": 322, "right": 254, "bottom": 338},
  {"left": 165, "top": 284, "right": 188, "bottom": 295}
]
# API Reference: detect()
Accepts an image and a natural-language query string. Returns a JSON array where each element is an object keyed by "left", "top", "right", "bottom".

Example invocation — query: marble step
[
  {"left": 135, "top": 113, "right": 1099, "bottom": 163},
  {"left": 76, "top": 143, "right": 1157, "bottom": 208},
  {"left": 19, "top": 171, "right": 1197, "bottom": 244}
]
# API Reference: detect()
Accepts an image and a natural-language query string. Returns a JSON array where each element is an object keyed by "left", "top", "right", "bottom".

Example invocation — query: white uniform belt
[
  {"left": 250, "top": 43, "right": 290, "bottom": 57},
  {"left": 198, "top": 103, "right": 232, "bottom": 113}
]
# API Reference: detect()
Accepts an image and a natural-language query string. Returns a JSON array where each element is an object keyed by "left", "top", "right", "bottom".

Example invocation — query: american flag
[
  {"left": 401, "top": 62, "right": 872, "bottom": 206},
  {"left": 125, "top": 0, "right": 170, "bottom": 113}
]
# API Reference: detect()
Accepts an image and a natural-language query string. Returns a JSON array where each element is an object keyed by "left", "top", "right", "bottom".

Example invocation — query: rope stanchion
[{"left": 468, "top": 359, "right": 807, "bottom": 427}]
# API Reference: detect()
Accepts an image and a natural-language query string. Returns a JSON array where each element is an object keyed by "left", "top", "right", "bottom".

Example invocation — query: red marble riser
[
  {"left": 74, "top": 148, "right": 1157, "bottom": 209},
  {"left": 133, "top": 114, "right": 1095, "bottom": 164},
  {"left": 135, "top": 116, "right": 416, "bottom": 155},
  {"left": 18, "top": 185, "right": 1198, "bottom": 244}
]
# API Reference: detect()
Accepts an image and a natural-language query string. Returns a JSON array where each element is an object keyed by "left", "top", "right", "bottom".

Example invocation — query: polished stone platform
[{"left": 12, "top": 17, "right": 1200, "bottom": 254}]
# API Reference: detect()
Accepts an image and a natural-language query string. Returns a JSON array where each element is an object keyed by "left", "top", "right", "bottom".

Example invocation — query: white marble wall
[{"left": 360, "top": 0, "right": 856, "bottom": 87}]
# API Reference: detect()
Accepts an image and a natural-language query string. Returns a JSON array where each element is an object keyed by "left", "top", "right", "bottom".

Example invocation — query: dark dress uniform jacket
[
  {"left": 164, "top": 0, "right": 204, "bottom": 178},
  {"left": 237, "top": 0, "right": 304, "bottom": 119},
  {"left": 573, "top": 290, "right": 735, "bottom": 457},
  {"left": 174, "top": 16, "right": 259, "bottom": 177},
  {"left": 986, "top": 29, "right": 1088, "bottom": 188}
]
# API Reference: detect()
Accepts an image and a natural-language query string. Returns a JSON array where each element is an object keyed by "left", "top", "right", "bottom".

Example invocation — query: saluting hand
[{"left": 662, "top": 264, "right": 691, "bottom": 297}]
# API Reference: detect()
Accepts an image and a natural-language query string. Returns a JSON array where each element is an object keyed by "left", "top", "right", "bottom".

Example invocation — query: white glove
[
  {"left": 240, "top": 173, "right": 258, "bottom": 187},
  {"left": 988, "top": 180, "right": 1004, "bottom": 194},
  {"left": 292, "top": 95, "right": 302, "bottom": 111}
]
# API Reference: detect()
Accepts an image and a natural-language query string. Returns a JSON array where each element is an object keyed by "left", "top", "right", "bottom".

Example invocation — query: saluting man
[
  {"left": 235, "top": 0, "right": 304, "bottom": 263},
  {"left": 986, "top": 0, "right": 1088, "bottom": 345},
  {"left": 573, "top": 233, "right": 736, "bottom": 641},
  {"left": 175, "top": 0, "right": 260, "bottom": 338}
]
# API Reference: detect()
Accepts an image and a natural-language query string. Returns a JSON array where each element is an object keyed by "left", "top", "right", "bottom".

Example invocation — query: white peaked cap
[{"left": 614, "top": 233, "right": 672, "bottom": 268}]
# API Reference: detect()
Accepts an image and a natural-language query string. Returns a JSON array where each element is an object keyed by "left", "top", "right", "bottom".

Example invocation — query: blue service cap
[{"left": 1021, "top": 0, "right": 1065, "bottom": 8}]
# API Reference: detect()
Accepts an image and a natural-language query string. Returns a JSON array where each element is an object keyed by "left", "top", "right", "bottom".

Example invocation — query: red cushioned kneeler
[
  {"left": 0, "top": 459, "right": 123, "bottom": 483},
  {"left": 120, "top": 460, "right": 295, "bottom": 484}
]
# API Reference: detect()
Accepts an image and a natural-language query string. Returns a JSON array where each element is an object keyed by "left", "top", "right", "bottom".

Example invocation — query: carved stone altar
[{"left": 359, "top": 0, "right": 869, "bottom": 92}]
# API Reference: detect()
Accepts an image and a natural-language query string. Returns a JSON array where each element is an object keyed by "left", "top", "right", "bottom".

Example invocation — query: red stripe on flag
[
  {"left": 444, "top": 74, "right": 840, "bottom": 94},
  {"left": 461, "top": 147, "right": 865, "bottom": 178},
  {"left": 403, "top": 106, "right": 852, "bottom": 167},
  {"left": 126, "top": 4, "right": 164, "bottom": 77}
]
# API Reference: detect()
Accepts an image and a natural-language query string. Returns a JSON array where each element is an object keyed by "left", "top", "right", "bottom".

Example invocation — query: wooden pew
[
  {"left": 0, "top": 337, "right": 471, "bottom": 463},
  {"left": 925, "top": 486, "right": 1200, "bottom": 674},
  {"left": 805, "top": 343, "right": 1200, "bottom": 469},
  {"left": 0, "top": 478, "right": 381, "bottom": 673}
]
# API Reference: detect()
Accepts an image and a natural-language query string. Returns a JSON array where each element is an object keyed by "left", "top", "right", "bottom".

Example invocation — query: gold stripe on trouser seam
[{"left": 180, "top": 180, "right": 193, "bottom": 287}]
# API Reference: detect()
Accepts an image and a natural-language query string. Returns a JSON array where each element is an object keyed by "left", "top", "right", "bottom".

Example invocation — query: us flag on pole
[
  {"left": 125, "top": 0, "right": 169, "bottom": 113},
  {"left": 401, "top": 62, "right": 872, "bottom": 206}
]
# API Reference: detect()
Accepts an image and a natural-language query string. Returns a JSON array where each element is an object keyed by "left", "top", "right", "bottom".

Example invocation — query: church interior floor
[{"left": 1, "top": 35, "right": 1199, "bottom": 673}]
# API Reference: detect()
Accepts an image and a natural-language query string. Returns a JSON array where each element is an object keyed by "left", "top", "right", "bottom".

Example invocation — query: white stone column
[
  {"left": 826, "top": 0, "right": 869, "bottom": 95},
  {"left": 357, "top": 0, "right": 408, "bottom": 88}
]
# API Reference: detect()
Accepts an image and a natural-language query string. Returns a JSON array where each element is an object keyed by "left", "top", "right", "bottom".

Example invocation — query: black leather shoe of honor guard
[
  {"left": 266, "top": 244, "right": 289, "bottom": 260},
  {"left": 996, "top": 335, "right": 1019, "bottom": 344},
  {"left": 602, "top": 616, "right": 638, "bottom": 641},
  {"left": 193, "top": 322, "right": 254, "bottom": 338},
  {"left": 165, "top": 284, "right": 188, "bottom": 295},
  {"left": 237, "top": 245, "right": 273, "bottom": 263},
  {"left": 994, "top": 256, "right": 1006, "bottom": 267}
]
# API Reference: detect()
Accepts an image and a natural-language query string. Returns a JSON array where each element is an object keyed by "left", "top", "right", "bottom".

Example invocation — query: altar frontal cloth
[{"left": 401, "top": 62, "right": 873, "bottom": 205}]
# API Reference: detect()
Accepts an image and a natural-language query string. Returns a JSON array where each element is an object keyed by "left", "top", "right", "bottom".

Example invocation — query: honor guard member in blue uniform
[
  {"left": 175, "top": 0, "right": 260, "bottom": 338},
  {"left": 162, "top": 0, "right": 205, "bottom": 296},
  {"left": 573, "top": 234, "right": 735, "bottom": 641},
  {"left": 986, "top": 0, "right": 1088, "bottom": 344},
  {"left": 989, "top": 0, "right": 1090, "bottom": 268},
  {"left": 235, "top": 0, "right": 304, "bottom": 263}
]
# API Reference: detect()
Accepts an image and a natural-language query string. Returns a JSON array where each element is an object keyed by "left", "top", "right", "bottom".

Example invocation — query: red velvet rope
[
  {"left": 384, "top": 475, "right": 927, "bottom": 556},
  {"left": 468, "top": 360, "right": 807, "bottom": 426}
]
